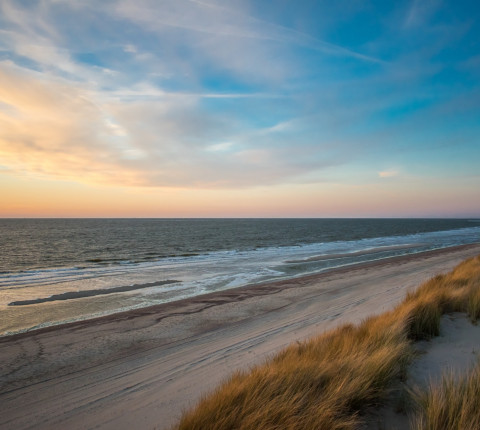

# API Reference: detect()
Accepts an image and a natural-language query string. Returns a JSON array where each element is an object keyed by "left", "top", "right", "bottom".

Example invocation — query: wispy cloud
[
  {"left": 404, "top": 0, "right": 441, "bottom": 28},
  {"left": 378, "top": 170, "right": 399, "bottom": 178},
  {"left": 190, "top": 0, "right": 385, "bottom": 63},
  {"left": 0, "top": 0, "right": 383, "bottom": 189},
  {"left": 113, "top": 0, "right": 384, "bottom": 86},
  {"left": 0, "top": 0, "right": 479, "bottom": 211},
  {"left": 0, "top": 60, "right": 349, "bottom": 188}
]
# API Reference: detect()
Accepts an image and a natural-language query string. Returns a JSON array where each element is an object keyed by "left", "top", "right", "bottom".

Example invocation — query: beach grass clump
[
  {"left": 176, "top": 316, "right": 411, "bottom": 430},
  {"left": 467, "top": 287, "right": 480, "bottom": 323},
  {"left": 463, "top": 259, "right": 480, "bottom": 323},
  {"left": 399, "top": 294, "right": 443, "bottom": 341},
  {"left": 411, "top": 361, "right": 480, "bottom": 430},
  {"left": 173, "top": 254, "right": 480, "bottom": 430}
]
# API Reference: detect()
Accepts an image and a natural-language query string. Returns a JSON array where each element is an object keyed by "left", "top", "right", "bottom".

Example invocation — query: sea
[{"left": 1, "top": 218, "right": 479, "bottom": 336}]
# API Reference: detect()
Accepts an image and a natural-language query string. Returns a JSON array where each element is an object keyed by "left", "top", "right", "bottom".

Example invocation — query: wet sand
[
  {"left": 7, "top": 279, "right": 180, "bottom": 306},
  {"left": 1, "top": 244, "right": 480, "bottom": 430}
]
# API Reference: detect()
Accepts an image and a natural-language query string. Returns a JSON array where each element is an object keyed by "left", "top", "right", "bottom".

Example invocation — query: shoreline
[
  {"left": 1, "top": 243, "right": 480, "bottom": 430},
  {"left": 7, "top": 279, "right": 180, "bottom": 307},
  {"left": 284, "top": 242, "right": 424, "bottom": 263},
  {"left": 1, "top": 243, "right": 478, "bottom": 342}
]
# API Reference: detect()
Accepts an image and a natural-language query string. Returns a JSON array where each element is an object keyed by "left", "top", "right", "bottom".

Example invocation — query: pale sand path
[{"left": 1, "top": 244, "right": 479, "bottom": 430}]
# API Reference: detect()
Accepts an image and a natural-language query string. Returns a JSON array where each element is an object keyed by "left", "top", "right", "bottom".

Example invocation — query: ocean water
[{"left": 1, "top": 218, "right": 479, "bottom": 336}]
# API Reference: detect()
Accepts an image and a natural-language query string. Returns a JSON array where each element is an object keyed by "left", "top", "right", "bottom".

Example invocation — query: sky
[{"left": 0, "top": 0, "right": 479, "bottom": 218}]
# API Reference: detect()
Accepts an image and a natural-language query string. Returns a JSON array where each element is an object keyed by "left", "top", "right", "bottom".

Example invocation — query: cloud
[
  {"left": 1, "top": 0, "right": 382, "bottom": 97},
  {"left": 0, "top": 61, "right": 351, "bottom": 188},
  {"left": 404, "top": 0, "right": 441, "bottom": 28},
  {"left": 123, "top": 44, "right": 137, "bottom": 54},
  {"left": 0, "top": 1, "right": 378, "bottom": 189},
  {"left": 378, "top": 170, "right": 399, "bottom": 178},
  {"left": 1, "top": 0, "right": 478, "bottom": 196},
  {"left": 112, "top": 0, "right": 383, "bottom": 85}
]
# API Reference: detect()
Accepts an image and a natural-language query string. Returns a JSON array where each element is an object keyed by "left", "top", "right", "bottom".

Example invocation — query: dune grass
[
  {"left": 174, "top": 255, "right": 480, "bottom": 430},
  {"left": 411, "top": 361, "right": 480, "bottom": 430}
]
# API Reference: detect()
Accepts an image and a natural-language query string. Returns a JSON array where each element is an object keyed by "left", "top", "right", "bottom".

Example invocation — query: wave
[
  {"left": 1, "top": 225, "right": 479, "bottom": 336},
  {"left": 285, "top": 243, "right": 424, "bottom": 264},
  {"left": 1, "top": 226, "right": 479, "bottom": 294}
]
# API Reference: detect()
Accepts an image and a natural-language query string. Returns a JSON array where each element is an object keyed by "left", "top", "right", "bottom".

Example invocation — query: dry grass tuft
[
  {"left": 177, "top": 318, "right": 411, "bottom": 430},
  {"left": 411, "top": 361, "right": 480, "bottom": 430},
  {"left": 467, "top": 288, "right": 480, "bottom": 323},
  {"left": 401, "top": 294, "right": 443, "bottom": 341},
  {"left": 173, "top": 254, "right": 480, "bottom": 430}
]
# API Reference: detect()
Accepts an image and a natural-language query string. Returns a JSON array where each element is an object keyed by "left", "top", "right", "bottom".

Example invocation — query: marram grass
[
  {"left": 173, "top": 255, "right": 480, "bottom": 430},
  {"left": 411, "top": 361, "right": 480, "bottom": 430}
]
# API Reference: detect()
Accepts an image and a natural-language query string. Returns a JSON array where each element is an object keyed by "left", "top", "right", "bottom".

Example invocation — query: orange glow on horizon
[{"left": 2, "top": 172, "right": 479, "bottom": 218}]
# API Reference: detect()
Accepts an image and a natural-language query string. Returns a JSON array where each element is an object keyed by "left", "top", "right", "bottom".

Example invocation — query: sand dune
[{"left": 1, "top": 244, "right": 480, "bottom": 430}]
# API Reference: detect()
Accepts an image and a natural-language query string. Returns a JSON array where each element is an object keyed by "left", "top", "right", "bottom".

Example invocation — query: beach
[{"left": 1, "top": 243, "right": 480, "bottom": 430}]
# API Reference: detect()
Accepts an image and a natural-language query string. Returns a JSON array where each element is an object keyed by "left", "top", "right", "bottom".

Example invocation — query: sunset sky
[{"left": 1, "top": 0, "right": 479, "bottom": 217}]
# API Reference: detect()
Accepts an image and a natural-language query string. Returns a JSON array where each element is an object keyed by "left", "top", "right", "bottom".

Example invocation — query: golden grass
[
  {"left": 411, "top": 361, "right": 480, "bottom": 430},
  {"left": 173, "top": 255, "right": 480, "bottom": 430}
]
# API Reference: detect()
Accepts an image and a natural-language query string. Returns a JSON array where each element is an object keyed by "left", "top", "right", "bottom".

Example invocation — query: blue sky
[{"left": 0, "top": 0, "right": 479, "bottom": 216}]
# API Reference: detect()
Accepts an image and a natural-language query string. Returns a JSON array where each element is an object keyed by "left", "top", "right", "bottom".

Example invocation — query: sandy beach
[{"left": 1, "top": 244, "right": 480, "bottom": 430}]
